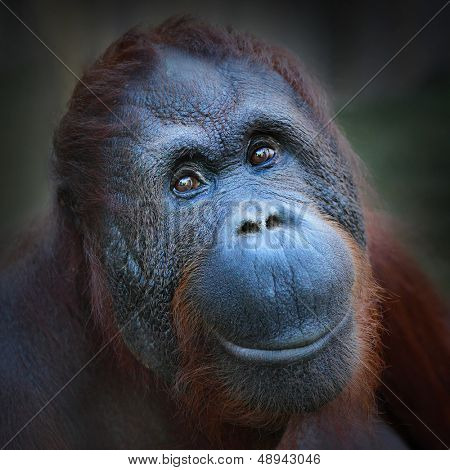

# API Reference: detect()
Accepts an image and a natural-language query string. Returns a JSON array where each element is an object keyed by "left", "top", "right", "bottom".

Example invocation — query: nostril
[
  {"left": 238, "top": 221, "right": 261, "bottom": 235},
  {"left": 266, "top": 214, "right": 282, "bottom": 230}
]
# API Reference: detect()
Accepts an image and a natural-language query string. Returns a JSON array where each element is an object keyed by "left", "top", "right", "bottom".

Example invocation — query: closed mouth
[{"left": 215, "top": 313, "right": 350, "bottom": 365}]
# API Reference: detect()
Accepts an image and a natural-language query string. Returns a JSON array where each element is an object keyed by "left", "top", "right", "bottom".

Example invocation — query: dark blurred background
[{"left": 0, "top": 0, "right": 449, "bottom": 298}]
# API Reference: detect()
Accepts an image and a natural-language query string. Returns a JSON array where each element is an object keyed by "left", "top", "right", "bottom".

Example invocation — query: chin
[{"left": 209, "top": 314, "right": 358, "bottom": 415}]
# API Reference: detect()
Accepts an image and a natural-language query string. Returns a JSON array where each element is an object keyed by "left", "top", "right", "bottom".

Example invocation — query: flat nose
[
  {"left": 237, "top": 209, "right": 284, "bottom": 236},
  {"left": 219, "top": 201, "right": 306, "bottom": 249},
  {"left": 227, "top": 201, "right": 301, "bottom": 241}
]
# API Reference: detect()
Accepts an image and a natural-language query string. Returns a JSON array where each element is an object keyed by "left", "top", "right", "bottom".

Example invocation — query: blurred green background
[{"left": 0, "top": 0, "right": 449, "bottom": 298}]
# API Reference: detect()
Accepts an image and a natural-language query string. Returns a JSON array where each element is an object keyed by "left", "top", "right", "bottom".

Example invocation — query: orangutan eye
[
  {"left": 173, "top": 174, "right": 201, "bottom": 194},
  {"left": 249, "top": 146, "right": 276, "bottom": 166}
]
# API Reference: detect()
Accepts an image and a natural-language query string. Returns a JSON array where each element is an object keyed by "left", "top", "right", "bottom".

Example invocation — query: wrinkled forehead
[{"left": 132, "top": 46, "right": 309, "bottom": 128}]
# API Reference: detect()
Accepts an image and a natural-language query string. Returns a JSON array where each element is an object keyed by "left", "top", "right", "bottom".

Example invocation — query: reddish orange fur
[
  {"left": 366, "top": 212, "right": 450, "bottom": 449},
  {"left": 170, "top": 214, "right": 383, "bottom": 447},
  {"left": 55, "top": 17, "right": 449, "bottom": 448}
]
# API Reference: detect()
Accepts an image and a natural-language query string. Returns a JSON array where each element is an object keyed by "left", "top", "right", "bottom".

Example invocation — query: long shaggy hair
[{"left": 53, "top": 16, "right": 449, "bottom": 449}]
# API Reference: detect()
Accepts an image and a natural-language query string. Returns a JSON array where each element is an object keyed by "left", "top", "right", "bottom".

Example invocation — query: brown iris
[
  {"left": 249, "top": 146, "right": 275, "bottom": 165},
  {"left": 174, "top": 174, "right": 201, "bottom": 193}
]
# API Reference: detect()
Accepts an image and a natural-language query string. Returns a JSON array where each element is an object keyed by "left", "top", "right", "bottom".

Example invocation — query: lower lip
[{"left": 215, "top": 314, "right": 351, "bottom": 365}]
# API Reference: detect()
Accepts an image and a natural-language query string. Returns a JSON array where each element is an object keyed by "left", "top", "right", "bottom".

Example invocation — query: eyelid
[
  {"left": 171, "top": 167, "right": 208, "bottom": 197},
  {"left": 247, "top": 134, "right": 279, "bottom": 154},
  {"left": 172, "top": 167, "right": 206, "bottom": 183}
]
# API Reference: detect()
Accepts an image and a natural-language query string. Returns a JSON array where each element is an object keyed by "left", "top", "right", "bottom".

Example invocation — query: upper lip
[{"left": 214, "top": 313, "right": 350, "bottom": 365}]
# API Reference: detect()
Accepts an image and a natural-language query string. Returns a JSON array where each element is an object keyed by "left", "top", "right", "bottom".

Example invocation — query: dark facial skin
[{"left": 100, "top": 47, "right": 365, "bottom": 414}]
